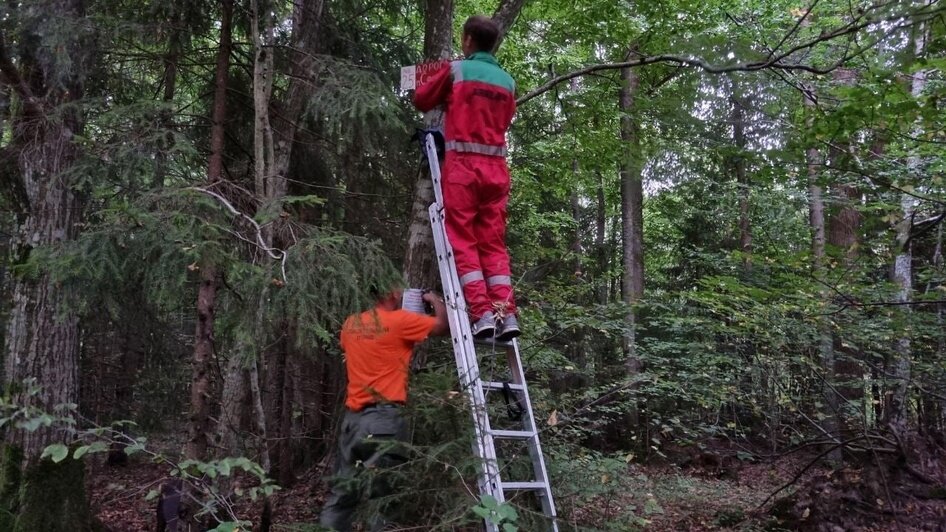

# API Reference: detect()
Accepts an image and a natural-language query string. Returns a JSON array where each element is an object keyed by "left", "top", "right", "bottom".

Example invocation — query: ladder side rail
[
  {"left": 426, "top": 131, "right": 501, "bottom": 486},
  {"left": 429, "top": 204, "right": 504, "bottom": 506},
  {"left": 425, "top": 134, "right": 505, "bottom": 516},
  {"left": 505, "top": 341, "right": 558, "bottom": 527},
  {"left": 427, "top": 134, "right": 445, "bottom": 208}
]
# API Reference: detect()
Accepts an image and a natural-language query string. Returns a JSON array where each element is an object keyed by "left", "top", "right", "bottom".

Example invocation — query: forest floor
[{"left": 87, "top": 444, "right": 946, "bottom": 531}]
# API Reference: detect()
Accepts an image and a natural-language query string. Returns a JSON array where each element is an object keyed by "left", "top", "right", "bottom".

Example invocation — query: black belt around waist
[{"left": 357, "top": 402, "right": 404, "bottom": 412}]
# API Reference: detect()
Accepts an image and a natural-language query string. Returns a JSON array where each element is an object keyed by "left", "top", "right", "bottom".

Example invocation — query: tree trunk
[
  {"left": 185, "top": 0, "right": 232, "bottom": 462},
  {"left": 729, "top": 90, "right": 751, "bottom": 268},
  {"left": 823, "top": 68, "right": 863, "bottom": 451},
  {"left": 0, "top": 1, "right": 95, "bottom": 528},
  {"left": 929, "top": 224, "right": 945, "bottom": 436},
  {"left": 619, "top": 59, "right": 644, "bottom": 374},
  {"left": 804, "top": 81, "right": 842, "bottom": 463},
  {"left": 404, "top": 0, "right": 455, "bottom": 297},
  {"left": 491, "top": 0, "right": 527, "bottom": 52},
  {"left": 595, "top": 173, "right": 608, "bottom": 306},
  {"left": 216, "top": 354, "right": 249, "bottom": 456},
  {"left": 153, "top": 1, "right": 184, "bottom": 188},
  {"left": 619, "top": 49, "right": 644, "bottom": 431},
  {"left": 885, "top": 26, "right": 927, "bottom": 432}
]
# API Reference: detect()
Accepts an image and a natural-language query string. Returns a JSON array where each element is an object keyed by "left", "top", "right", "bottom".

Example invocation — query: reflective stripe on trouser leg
[
  {"left": 474, "top": 157, "right": 517, "bottom": 315},
  {"left": 442, "top": 153, "right": 492, "bottom": 319},
  {"left": 459, "top": 272, "right": 492, "bottom": 321},
  {"left": 460, "top": 270, "right": 484, "bottom": 285}
]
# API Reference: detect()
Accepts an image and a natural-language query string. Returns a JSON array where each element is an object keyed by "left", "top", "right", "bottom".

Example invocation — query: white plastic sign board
[{"left": 399, "top": 61, "right": 448, "bottom": 91}]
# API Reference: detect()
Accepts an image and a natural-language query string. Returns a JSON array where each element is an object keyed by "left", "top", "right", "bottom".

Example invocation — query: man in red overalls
[{"left": 413, "top": 15, "right": 519, "bottom": 341}]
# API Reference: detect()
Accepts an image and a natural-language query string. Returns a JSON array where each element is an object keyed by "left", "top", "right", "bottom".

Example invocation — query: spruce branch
[{"left": 188, "top": 187, "right": 288, "bottom": 283}]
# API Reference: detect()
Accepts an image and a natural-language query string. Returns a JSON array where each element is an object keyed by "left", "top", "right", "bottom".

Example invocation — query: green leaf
[
  {"left": 42, "top": 443, "right": 69, "bottom": 463},
  {"left": 471, "top": 505, "right": 491, "bottom": 520},
  {"left": 88, "top": 441, "right": 109, "bottom": 454},
  {"left": 498, "top": 503, "right": 518, "bottom": 522},
  {"left": 73, "top": 445, "right": 91, "bottom": 459}
]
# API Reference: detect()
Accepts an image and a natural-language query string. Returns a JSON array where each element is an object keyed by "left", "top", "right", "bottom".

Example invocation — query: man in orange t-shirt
[{"left": 320, "top": 286, "right": 447, "bottom": 531}]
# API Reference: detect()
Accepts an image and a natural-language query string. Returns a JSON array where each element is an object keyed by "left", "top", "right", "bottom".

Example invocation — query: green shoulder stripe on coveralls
[{"left": 453, "top": 52, "right": 515, "bottom": 92}]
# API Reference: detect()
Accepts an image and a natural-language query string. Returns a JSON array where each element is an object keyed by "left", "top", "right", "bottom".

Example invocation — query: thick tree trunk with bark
[
  {"left": 619, "top": 60, "right": 644, "bottom": 373},
  {"left": 185, "top": 0, "right": 232, "bottom": 462},
  {"left": 0, "top": 1, "right": 95, "bottom": 528},
  {"left": 594, "top": 174, "right": 607, "bottom": 302},
  {"left": 618, "top": 50, "right": 645, "bottom": 435},
  {"left": 5, "top": 128, "right": 82, "bottom": 456},
  {"left": 404, "top": 0, "right": 455, "bottom": 297}
]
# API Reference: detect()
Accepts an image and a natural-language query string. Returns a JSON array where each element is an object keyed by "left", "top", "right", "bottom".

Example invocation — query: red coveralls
[{"left": 413, "top": 52, "right": 517, "bottom": 321}]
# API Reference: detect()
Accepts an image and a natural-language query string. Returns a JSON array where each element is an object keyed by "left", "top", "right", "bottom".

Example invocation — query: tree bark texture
[
  {"left": 0, "top": 1, "right": 97, "bottom": 528},
  {"left": 885, "top": 26, "right": 927, "bottom": 432},
  {"left": 423, "top": 0, "right": 455, "bottom": 62},
  {"left": 803, "top": 82, "right": 842, "bottom": 462},
  {"left": 4, "top": 128, "right": 82, "bottom": 458},
  {"left": 216, "top": 354, "right": 249, "bottom": 456},
  {"left": 3, "top": 0, "right": 85, "bottom": 462},
  {"left": 491, "top": 0, "right": 527, "bottom": 52},
  {"left": 825, "top": 67, "right": 864, "bottom": 447},
  {"left": 619, "top": 60, "right": 644, "bottom": 370},
  {"left": 404, "top": 0, "right": 455, "bottom": 297},
  {"left": 185, "top": 0, "right": 232, "bottom": 462},
  {"left": 207, "top": 0, "right": 233, "bottom": 186}
]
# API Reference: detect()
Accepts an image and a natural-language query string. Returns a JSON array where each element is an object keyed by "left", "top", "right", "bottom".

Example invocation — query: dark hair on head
[{"left": 463, "top": 15, "right": 499, "bottom": 53}]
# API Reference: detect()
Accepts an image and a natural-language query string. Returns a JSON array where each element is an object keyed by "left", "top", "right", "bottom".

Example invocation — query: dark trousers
[{"left": 319, "top": 405, "right": 408, "bottom": 532}]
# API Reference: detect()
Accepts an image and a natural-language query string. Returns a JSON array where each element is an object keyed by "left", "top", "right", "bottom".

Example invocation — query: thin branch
[
  {"left": 516, "top": 2, "right": 945, "bottom": 105},
  {"left": 756, "top": 434, "right": 868, "bottom": 510},
  {"left": 767, "top": 0, "right": 821, "bottom": 61},
  {"left": 188, "top": 187, "right": 288, "bottom": 283}
]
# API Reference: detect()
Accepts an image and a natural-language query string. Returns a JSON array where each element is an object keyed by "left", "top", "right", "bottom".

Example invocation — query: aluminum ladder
[{"left": 422, "top": 133, "right": 559, "bottom": 532}]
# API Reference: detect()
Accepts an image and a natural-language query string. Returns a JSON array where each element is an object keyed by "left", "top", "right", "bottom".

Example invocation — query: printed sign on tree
[{"left": 399, "top": 60, "right": 450, "bottom": 91}]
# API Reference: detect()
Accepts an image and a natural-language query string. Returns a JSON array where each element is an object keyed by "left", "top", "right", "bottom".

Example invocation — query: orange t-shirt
[{"left": 340, "top": 308, "right": 437, "bottom": 411}]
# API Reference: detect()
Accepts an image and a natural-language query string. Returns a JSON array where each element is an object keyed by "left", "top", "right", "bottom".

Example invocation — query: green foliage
[
  {"left": 4, "top": 0, "right": 946, "bottom": 528},
  {"left": 472, "top": 494, "right": 520, "bottom": 532}
]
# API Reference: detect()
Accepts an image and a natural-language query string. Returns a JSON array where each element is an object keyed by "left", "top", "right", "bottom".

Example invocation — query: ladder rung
[
  {"left": 501, "top": 481, "right": 549, "bottom": 491},
  {"left": 481, "top": 381, "right": 524, "bottom": 392},
  {"left": 491, "top": 429, "right": 535, "bottom": 440}
]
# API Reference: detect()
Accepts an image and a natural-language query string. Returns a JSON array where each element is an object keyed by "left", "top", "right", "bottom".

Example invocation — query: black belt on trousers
[{"left": 358, "top": 402, "right": 404, "bottom": 412}]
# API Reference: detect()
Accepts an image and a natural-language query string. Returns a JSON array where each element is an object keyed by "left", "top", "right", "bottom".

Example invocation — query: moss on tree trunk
[
  {"left": 0, "top": 445, "right": 24, "bottom": 530},
  {"left": 0, "top": 444, "right": 95, "bottom": 531}
]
